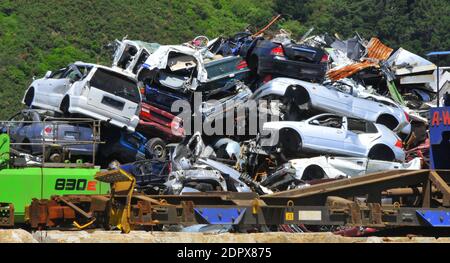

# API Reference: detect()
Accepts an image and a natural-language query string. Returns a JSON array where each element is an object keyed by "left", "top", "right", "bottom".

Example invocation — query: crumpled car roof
[{"left": 142, "top": 45, "right": 208, "bottom": 83}]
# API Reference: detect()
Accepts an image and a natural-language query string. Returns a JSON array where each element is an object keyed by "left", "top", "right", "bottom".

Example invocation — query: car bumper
[
  {"left": 398, "top": 122, "right": 412, "bottom": 135},
  {"left": 393, "top": 147, "right": 406, "bottom": 162},
  {"left": 258, "top": 57, "right": 327, "bottom": 81},
  {"left": 69, "top": 96, "right": 139, "bottom": 132}
]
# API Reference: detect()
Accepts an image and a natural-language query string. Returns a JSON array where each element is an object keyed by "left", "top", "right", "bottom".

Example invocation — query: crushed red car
[{"left": 138, "top": 102, "right": 184, "bottom": 142}]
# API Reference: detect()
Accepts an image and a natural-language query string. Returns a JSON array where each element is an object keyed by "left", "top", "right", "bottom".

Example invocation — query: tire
[
  {"left": 368, "top": 145, "right": 395, "bottom": 161},
  {"left": 24, "top": 88, "right": 34, "bottom": 107},
  {"left": 145, "top": 137, "right": 167, "bottom": 162}
]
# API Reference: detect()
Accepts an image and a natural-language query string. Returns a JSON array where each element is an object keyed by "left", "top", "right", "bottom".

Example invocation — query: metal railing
[{"left": 1, "top": 116, "right": 102, "bottom": 167}]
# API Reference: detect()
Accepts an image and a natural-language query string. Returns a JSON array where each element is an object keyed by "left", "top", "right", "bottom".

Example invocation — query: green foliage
[{"left": 0, "top": 0, "right": 448, "bottom": 119}]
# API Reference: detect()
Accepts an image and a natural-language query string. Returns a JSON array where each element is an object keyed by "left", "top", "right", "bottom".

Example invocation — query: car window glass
[
  {"left": 50, "top": 68, "right": 67, "bottom": 79},
  {"left": 348, "top": 118, "right": 367, "bottom": 134},
  {"left": 310, "top": 115, "right": 342, "bottom": 128},
  {"left": 90, "top": 68, "right": 140, "bottom": 104},
  {"left": 348, "top": 117, "right": 378, "bottom": 134},
  {"left": 77, "top": 66, "right": 93, "bottom": 79},
  {"left": 133, "top": 50, "right": 150, "bottom": 74},
  {"left": 64, "top": 67, "right": 83, "bottom": 82},
  {"left": 332, "top": 82, "right": 353, "bottom": 94}
]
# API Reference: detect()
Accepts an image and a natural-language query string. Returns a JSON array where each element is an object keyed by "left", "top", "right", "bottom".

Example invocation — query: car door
[
  {"left": 313, "top": 84, "right": 351, "bottom": 114},
  {"left": 304, "top": 115, "right": 345, "bottom": 154},
  {"left": 87, "top": 68, "right": 139, "bottom": 122},
  {"left": 351, "top": 95, "right": 384, "bottom": 121},
  {"left": 344, "top": 117, "right": 371, "bottom": 156},
  {"left": 35, "top": 67, "right": 73, "bottom": 108},
  {"left": 326, "top": 83, "right": 353, "bottom": 115}
]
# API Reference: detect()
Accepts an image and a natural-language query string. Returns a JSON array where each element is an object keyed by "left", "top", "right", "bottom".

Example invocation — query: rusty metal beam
[
  {"left": 22, "top": 170, "right": 450, "bottom": 231},
  {"left": 429, "top": 171, "right": 450, "bottom": 206},
  {"left": 262, "top": 170, "right": 430, "bottom": 205},
  {"left": 56, "top": 196, "right": 92, "bottom": 219}
]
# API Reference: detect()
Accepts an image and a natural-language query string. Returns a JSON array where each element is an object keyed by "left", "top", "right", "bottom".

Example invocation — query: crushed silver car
[
  {"left": 262, "top": 113, "right": 406, "bottom": 161},
  {"left": 251, "top": 77, "right": 411, "bottom": 134}
]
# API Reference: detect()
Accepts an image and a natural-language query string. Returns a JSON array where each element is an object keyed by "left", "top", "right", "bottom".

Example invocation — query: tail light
[
  {"left": 395, "top": 139, "right": 403, "bottom": 149},
  {"left": 271, "top": 46, "right": 285, "bottom": 57},
  {"left": 139, "top": 87, "right": 145, "bottom": 95},
  {"left": 236, "top": 60, "right": 248, "bottom": 70},
  {"left": 42, "top": 125, "right": 54, "bottom": 138},
  {"left": 321, "top": 54, "right": 329, "bottom": 63},
  {"left": 404, "top": 111, "right": 410, "bottom": 122}
]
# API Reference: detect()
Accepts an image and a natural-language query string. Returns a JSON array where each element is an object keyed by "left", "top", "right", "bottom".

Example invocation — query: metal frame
[
  {"left": 1, "top": 116, "right": 101, "bottom": 166},
  {"left": 24, "top": 169, "right": 450, "bottom": 231}
]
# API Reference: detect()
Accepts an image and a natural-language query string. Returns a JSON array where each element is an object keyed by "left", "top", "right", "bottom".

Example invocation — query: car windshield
[{"left": 90, "top": 68, "right": 140, "bottom": 104}]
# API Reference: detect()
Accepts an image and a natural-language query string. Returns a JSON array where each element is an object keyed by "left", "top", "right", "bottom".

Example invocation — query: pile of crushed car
[{"left": 3, "top": 23, "right": 447, "bottom": 196}]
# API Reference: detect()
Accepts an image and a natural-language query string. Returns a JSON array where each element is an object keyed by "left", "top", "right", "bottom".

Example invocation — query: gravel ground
[{"left": 1, "top": 229, "right": 450, "bottom": 243}]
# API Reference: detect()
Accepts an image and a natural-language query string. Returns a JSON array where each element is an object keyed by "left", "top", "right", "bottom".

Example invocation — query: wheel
[
  {"left": 145, "top": 137, "right": 167, "bottom": 161},
  {"left": 368, "top": 145, "right": 395, "bottom": 161},
  {"left": 24, "top": 88, "right": 34, "bottom": 107}
]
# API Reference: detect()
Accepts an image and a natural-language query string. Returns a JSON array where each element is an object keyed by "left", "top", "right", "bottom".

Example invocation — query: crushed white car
[
  {"left": 23, "top": 62, "right": 141, "bottom": 132},
  {"left": 260, "top": 156, "right": 421, "bottom": 191},
  {"left": 262, "top": 113, "right": 406, "bottom": 161},
  {"left": 112, "top": 38, "right": 161, "bottom": 77},
  {"left": 287, "top": 156, "right": 421, "bottom": 180}
]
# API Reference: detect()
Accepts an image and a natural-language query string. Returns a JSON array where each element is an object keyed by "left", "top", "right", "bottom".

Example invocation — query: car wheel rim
[{"left": 153, "top": 145, "right": 164, "bottom": 158}]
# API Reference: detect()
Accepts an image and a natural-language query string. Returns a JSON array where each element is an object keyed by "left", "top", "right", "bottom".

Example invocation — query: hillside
[{"left": 1, "top": 0, "right": 449, "bottom": 119}]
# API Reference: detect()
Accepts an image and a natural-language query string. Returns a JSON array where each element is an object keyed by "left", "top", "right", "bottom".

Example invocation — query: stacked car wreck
[{"left": 1, "top": 23, "right": 449, "bottom": 234}]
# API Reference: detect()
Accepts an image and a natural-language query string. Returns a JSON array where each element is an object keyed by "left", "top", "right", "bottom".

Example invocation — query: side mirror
[
  {"left": 44, "top": 71, "right": 52, "bottom": 78},
  {"left": 311, "top": 120, "right": 320, "bottom": 126}
]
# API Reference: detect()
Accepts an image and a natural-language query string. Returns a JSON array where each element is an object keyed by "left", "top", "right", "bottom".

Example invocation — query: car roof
[
  {"left": 308, "top": 113, "right": 343, "bottom": 120},
  {"left": 72, "top": 61, "right": 136, "bottom": 81}
]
